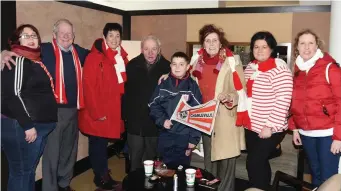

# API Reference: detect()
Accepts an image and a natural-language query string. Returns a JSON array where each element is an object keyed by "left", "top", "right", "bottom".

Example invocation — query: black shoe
[
  {"left": 58, "top": 186, "right": 75, "bottom": 191},
  {"left": 94, "top": 170, "right": 119, "bottom": 190}
]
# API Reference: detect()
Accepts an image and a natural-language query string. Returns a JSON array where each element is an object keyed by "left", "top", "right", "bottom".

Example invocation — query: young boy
[{"left": 149, "top": 52, "right": 202, "bottom": 167}]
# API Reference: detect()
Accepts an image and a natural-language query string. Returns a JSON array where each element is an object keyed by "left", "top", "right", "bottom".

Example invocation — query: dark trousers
[
  {"left": 88, "top": 135, "right": 109, "bottom": 178},
  {"left": 245, "top": 129, "right": 285, "bottom": 190},
  {"left": 1, "top": 117, "right": 55, "bottom": 191},
  {"left": 202, "top": 134, "right": 217, "bottom": 176},
  {"left": 127, "top": 133, "right": 158, "bottom": 172},
  {"left": 158, "top": 131, "right": 191, "bottom": 167},
  {"left": 202, "top": 134, "right": 236, "bottom": 191},
  {"left": 301, "top": 135, "right": 340, "bottom": 187},
  {"left": 42, "top": 108, "right": 79, "bottom": 191}
]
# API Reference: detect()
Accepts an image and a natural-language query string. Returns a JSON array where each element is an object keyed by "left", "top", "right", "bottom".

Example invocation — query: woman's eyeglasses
[{"left": 20, "top": 34, "right": 38, "bottom": 39}]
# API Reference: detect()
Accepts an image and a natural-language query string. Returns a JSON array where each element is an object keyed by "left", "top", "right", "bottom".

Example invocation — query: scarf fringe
[{"left": 191, "top": 48, "right": 231, "bottom": 79}]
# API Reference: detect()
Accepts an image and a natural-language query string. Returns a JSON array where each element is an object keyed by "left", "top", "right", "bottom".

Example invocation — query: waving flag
[{"left": 171, "top": 96, "right": 219, "bottom": 135}]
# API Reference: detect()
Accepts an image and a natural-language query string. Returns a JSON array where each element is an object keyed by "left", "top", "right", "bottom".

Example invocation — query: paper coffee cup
[
  {"left": 185, "top": 168, "right": 196, "bottom": 186},
  {"left": 144, "top": 160, "right": 154, "bottom": 177}
]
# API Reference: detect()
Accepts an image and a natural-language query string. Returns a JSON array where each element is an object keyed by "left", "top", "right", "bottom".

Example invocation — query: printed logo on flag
[
  {"left": 182, "top": 94, "right": 189, "bottom": 101},
  {"left": 179, "top": 111, "right": 189, "bottom": 120}
]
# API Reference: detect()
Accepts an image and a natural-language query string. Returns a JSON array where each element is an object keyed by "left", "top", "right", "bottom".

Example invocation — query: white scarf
[
  {"left": 103, "top": 38, "right": 126, "bottom": 84},
  {"left": 296, "top": 49, "right": 323, "bottom": 71}
]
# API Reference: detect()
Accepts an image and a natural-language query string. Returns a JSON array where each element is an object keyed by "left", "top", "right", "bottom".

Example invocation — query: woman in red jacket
[
  {"left": 289, "top": 29, "right": 341, "bottom": 187},
  {"left": 78, "top": 23, "right": 128, "bottom": 190}
]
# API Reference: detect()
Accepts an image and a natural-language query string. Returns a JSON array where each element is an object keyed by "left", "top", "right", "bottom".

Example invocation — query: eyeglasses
[{"left": 20, "top": 34, "right": 38, "bottom": 39}]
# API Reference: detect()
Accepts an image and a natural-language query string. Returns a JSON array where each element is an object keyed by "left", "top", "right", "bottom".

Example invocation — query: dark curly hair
[
  {"left": 8, "top": 24, "right": 42, "bottom": 48},
  {"left": 199, "top": 24, "right": 229, "bottom": 48}
]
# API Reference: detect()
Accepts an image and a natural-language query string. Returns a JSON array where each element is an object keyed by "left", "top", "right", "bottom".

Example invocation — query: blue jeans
[
  {"left": 1, "top": 117, "right": 56, "bottom": 191},
  {"left": 301, "top": 135, "right": 340, "bottom": 187}
]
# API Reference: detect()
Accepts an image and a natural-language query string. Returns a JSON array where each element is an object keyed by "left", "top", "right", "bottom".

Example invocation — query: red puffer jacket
[
  {"left": 289, "top": 53, "right": 341, "bottom": 140},
  {"left": 78, "top": 39, "right": 128, "bottom": 139}
]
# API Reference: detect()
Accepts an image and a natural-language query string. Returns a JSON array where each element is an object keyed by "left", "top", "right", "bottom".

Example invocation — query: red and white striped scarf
[
  {"left": 101, "top": 38, "right": 128, "bottom": 94},
  {"left": 190, "top": 48, "right": 251, "bottom": 128},
  {"left": 35, "top": 60, "right": 58, "bottom": 99},
  {"left": 102, "top": 38, "right": 127, "bottom": 84},
  {"left": 190, "top": 48, "right": 229, "bottom": 79},
  {"left": 52, "top": 39, "right": 84, "bottom": 109},
  {"left": 232, "top": 58, "right": 277, "bottom": 130}
]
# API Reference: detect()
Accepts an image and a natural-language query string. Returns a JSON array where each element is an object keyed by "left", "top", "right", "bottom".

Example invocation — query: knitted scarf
[
  {"left": 11, "top": 44, "right": 41, "bottom": 61},
  {"left": 101, "top": 38, "right": 128, "bottom": 94},
  {"left": 190, "top": 48, "right": 232, "bottom": 79},
  {"left": 296, "top": 48, "right": 323, "bottom": 72},
  {"left": 12, "top": 44, "right": 57, "bottom": 99},
  {"left": 232, "top": 58, "right": 277, "bottom": 130},
  {"left": 191, "top": 48, "right": 251, "bottom": 128},
  {"left": 52, "top": 39, "right": 84, "bottom": 109}
]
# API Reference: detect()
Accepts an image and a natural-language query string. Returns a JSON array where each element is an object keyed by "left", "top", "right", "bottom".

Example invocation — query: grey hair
[
  {"left": 53, "top": 19, "right": 75, "bottom": 34},
  {"left": 141, "top": 35, "right": 161, "bottom": 49}
]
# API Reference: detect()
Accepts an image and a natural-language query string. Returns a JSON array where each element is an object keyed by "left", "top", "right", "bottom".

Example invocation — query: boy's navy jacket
[{"left": 148, "top": 73, "right": 203, "bottom": 145}]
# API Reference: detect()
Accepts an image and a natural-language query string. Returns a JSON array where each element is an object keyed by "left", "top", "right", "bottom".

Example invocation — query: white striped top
[{"left": 244, "top": 60, "right": 293, "bottom": 133}]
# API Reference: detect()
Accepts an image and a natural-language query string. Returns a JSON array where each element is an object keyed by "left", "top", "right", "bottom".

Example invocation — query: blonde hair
[
  {"left": 292, "top": 29, "right": 324, "bottom": 72},
  {"left": 293, "top": 29, "right": 324, "bottom": 59}
]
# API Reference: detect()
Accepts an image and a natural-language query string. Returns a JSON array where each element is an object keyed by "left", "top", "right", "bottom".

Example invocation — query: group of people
[{"left": 1, "top": 18, "right": 340, "bottom": 191}]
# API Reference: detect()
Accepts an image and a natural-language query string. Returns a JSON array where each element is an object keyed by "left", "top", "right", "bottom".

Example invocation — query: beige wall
[
  {"left": 291, "top": 12, "right": 331, "bottom": 54},
  {"left": 17, "top": 1, "right": 122, "bottom": 50},
  {"left": 131, "top": 15, "right": 187, "bottom": 60},
  {"left": 16, "top": 1, "right": 122, "bottom": 180},
  {"left": 187, "top": 13, "right": 293, "bottom": 43}
]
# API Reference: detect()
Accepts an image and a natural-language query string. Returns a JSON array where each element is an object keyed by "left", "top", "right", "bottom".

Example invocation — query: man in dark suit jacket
[{"left": 122, "top": 35, "right": 170, "bottom": 171}]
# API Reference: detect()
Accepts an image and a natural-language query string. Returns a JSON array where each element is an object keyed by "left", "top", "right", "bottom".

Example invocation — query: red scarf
[
  {"left": 170, "top": 72, "right": 190, "bottom": 87},
  {"left": 11, "top": 44, "right": 41, "bottom": 61},
  {"left": 52, "top": 39, "right": 84, "bottom": 109},
  {"left": 11, "top": 44, "right": 57, "bottom": 99},
  {"left": 246, "top": 58, "right": 277, "bottom": 97},
  {"left": 192, "top": 48, "right": 233, "bottom": 79}
]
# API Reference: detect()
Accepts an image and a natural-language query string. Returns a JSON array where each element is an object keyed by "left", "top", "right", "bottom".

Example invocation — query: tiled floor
[{"left": 71, "top": 156, "right": 127, "bottom": 191}]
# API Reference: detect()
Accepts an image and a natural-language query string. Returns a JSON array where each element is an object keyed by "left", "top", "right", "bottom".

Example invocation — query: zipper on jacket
[
  {"left": 320, "top": 100, "right": 330, "bottom": 117},
  {"left": 100, "top": 62, "right": 104, "bottom": 80},
  {"left": 303, "top": 73, "right": 308, "bottom": 129}
]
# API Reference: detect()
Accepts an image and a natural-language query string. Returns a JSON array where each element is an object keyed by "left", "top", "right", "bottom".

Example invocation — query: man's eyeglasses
[{"left": 20, "top": 34, "right": 38, "bottom": 39}]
